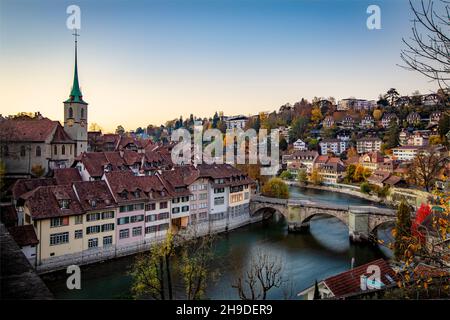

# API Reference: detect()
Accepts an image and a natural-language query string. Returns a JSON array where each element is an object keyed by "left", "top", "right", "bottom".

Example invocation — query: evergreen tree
[
  {"left": 212, "top": 112, "right": 219, "bottom": 129},
  {"left": 393, "top": 200, "right": 412, "bottom": 261},
  {"left": 385, "top": 119, "right": 400, "bottom": 149},
  {"left": 313, "top": 280, "right": 321, "bottom": 300}
]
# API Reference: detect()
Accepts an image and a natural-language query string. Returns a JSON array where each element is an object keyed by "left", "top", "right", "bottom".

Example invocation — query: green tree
[
  {"left": 297, "top": 169, "right": 308, "bottom": 185},
  {"left": 384, "top": 120, "right": 400, "bottom": 149},
  {"left": 385, "top": 88, "right": 400, "bottom": 106},
  {"left": 279, "top": 137, "right": 288, "bottom": 151},
  {"left": 289, "top": 116, "right": 308, "bottom": 140},
  {"left": 261, "top": 178, "right": 289, "bottom": 199},
  {"left": 393, "top": 200, "right": 412, "bottom": 261},
  {"left": 115, "top": 125, "right": 125, "bottom": 136},
  {"left": 438, "top": 113, "right": 449, "bottom": 138},
  {"left": 360, "top": 182, "right": 371, "bottom": 194},
  {"left": 279, "top": 170, "right": 293, "bottom": 180}
]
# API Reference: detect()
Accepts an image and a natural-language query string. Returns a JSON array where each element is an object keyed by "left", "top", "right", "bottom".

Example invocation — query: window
[
  {"left": 214, "top": 188, "right": 224, "bottom": 194},
  {"left": 74, "top": 230, "right": 83, "bottom": 239},
  {"left": 36, "top": 146, "right": 41, "bottom": 157},
  {"left": 172, "top": 198, "right": 180, "bottom": 204},
  {"left": 119, "top": 229, "right": 129, "bottom": 239},
  {"left": 54, "top": 145, "right": 57, "bottom": 155},
  {"left": 191, "top": 185, "right": 197, "bottom": 191},
  {"left": 159, "top": 202, "right": 168, "bottom": 209},
  {"left": 60, "top": 199, "right": 69, "bottom": 209},
  {"left": 190, "top": 194, "right": 196, "bottom": 201},
  {"left": 158, "top": 212, "right": 169, "bottom": 220},
  {"left": 81, "top": 108, "right": 85, "bottom": 119},
  {"left": 86, "top": 212, "right": 101, "bottom": 222},
  {"left": 182, "top": 196, "right": 189, "bottom": 202},
  {"left": 132, "top": 227, "right": 142, "bottom": 237},
  {"left": 145, "top": 203, "right": 156, "bottom": 211},
  {"left": 62, "top": 145, "right": 66, "bottom": 155},
  {"left": 130, "top": 215, "right": 144, "bottom": 223},
  {"left": 50, "top": 217, "right": 69, "bottom": 227},
  {"left": 244, "top": 192, "right": 249, "bottom": 200},
  {"left": 86, "top": 225, "right": 100, "bottom": 235},
  {"left": 75, "top": 215, "right": 83, "bottom": 224},
  {"left": 199, "top": 193, "right": 208, "bottom": 200},
  {"left": 158, "top": 223, "right": 169, "bottom": 231},
  {"left": 214, "top": 197, "right": 224, "bottom": 205},
  {"left": 101, "top": 211, "right": 114, "bottom": 219},
  {"left": 103, "top": 236, "right": 113, "bottom": 247},
  {"left": 50, "top": 232, "right": 69, "bottom": 246},
  {"left": 88, "top": 238, "right": 98, "bottom": 248},
  {"left": 145, "top": 226, "right": 157, "bottom": 234},
  {"left": 145, "top": 214, "right": 157, "bottom": 222},
  {"left": 68, "top": 107, "right": 73, "bottom": 118},
  {"left": 117, "top": 217, "right": 129, "bottom": 225},
  {"left": 20, "top": 145, "right": 26, "bottom": 157},
  {"left": 181, "top": 206, "right": 189, "bottom": 212},
  {"left": 101, "top": 223, "right": 114, "bottom": 232},
  {"left": 172, "top": 207, "right": 180, "bottom": 214}
]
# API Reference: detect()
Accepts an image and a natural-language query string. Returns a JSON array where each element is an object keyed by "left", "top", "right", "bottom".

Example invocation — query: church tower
[{"left": 64, "top": 29, "right": 88, "bottom": 156}]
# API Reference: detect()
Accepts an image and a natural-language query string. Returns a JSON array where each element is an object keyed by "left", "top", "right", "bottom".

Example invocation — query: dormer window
[
  {"left": 60, "top": 199, "right": 69, "bottom": 209},
  {"left": 134, "top": 190, "right": 140, "bottom": 198},
  {"left": 91, "top": 199, "right": 97, "bottom": 208},
  {"left": 120, "top": 191, "right": 128, "bottom": 199}
]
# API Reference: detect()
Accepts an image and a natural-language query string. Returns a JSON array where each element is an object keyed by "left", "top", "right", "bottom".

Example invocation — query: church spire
[{"left": 66, "top": 29, "right": 86, "bottom": 104}]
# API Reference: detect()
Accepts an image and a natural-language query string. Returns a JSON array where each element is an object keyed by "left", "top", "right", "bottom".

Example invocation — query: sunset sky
[{"left": 0, "top": 0, "right": 442, "bottom": 132}]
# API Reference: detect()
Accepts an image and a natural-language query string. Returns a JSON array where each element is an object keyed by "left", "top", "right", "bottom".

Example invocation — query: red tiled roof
[
  {"left": 8, "top": 225, "right": 39, "bottom": 246},
  {"left": 105, "top": 171, "right": 175, "bottom": 203},
  {"left": 73, "top": 180, "right": 116, "bottom": 211},
  {"left": 24, "top": 185, "right": 83, "bottom": 220},
  {"left": 323, "top": 259, "right": 397, "bottom": 298},
  {"left": 51, "top": 124, "right": 74, "bottom": 143},
  {"left": 12, "top": 178, "right": 56, "bottom": 200},
  {"left": 0, "top": 117, "right": 59, "bottom": 142},
  {"left": 53, "top": 168, "right": 82, "bottom": 185},
  {"left": 367, "top": 170, "right": 391, "bottom": 184}
]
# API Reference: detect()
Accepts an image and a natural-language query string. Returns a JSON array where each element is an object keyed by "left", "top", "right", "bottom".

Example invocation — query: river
[{"left": 42, "top": 186, "right": 394, "bottom": 299}]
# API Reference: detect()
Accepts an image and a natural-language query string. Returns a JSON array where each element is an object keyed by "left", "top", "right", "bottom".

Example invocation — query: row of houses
[
  {"left": 7, "top": 164, "right": 254, "bottom": 268},
  {"left": 322, "top": 110, "right": 442, "bottom": 129},
  {"left": 283, "top": 149, "right": 411, "bottom": 186},
  {"left": 335, "top": 93, "right": 443, "bottom": 112}
]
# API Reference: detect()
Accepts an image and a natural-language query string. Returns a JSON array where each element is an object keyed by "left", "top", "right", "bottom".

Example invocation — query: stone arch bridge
[{"left": 250, "top": 195, "right": 397, "bottom": 242}]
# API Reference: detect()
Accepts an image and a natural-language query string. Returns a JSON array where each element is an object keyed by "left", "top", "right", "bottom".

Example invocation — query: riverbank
[{"left": 286, "top": 181, "right": 396, "bottom": 207}]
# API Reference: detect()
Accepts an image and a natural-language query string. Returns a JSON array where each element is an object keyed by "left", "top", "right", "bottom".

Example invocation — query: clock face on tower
[{"left": 67, "top": 119, "right": 74, "bottom": 127}]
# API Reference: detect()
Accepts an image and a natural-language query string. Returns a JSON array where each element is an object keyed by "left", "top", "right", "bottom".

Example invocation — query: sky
[{"left": 0, "top": 0, "right": 443, "bottom": 132}]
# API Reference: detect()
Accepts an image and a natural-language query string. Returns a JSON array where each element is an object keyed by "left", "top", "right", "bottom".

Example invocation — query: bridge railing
[{"left": 252, "top": 195, "right": 396, "bottom": 216}]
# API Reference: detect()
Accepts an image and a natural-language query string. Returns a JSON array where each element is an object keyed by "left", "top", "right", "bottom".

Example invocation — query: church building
[{"left": 0, "top": 31, "right": 88, "bottom": 177}]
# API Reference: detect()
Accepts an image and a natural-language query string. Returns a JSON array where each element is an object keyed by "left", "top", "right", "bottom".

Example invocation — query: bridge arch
[
  {"left": 301, "top": 211, "right": 349, "bottom": 228},
  {"left": 251, "top": 206, "right": 287, "bottom": 220}
]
